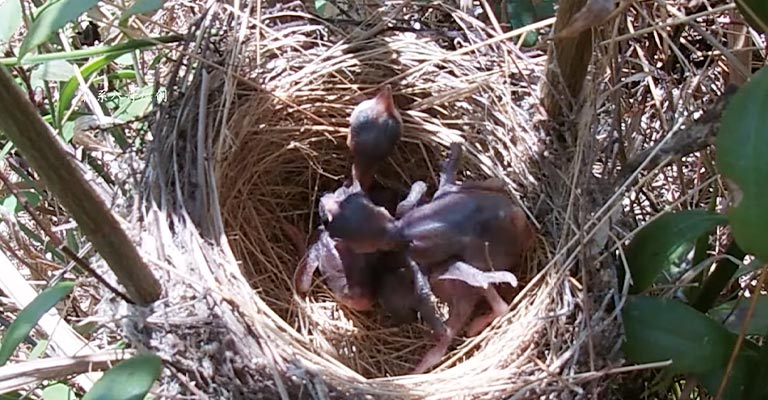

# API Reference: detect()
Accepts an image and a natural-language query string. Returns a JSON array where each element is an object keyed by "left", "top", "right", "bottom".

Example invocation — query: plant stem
[
  {"left": 0, "top": 64, "right": 161, "bottom": 305},
  {"left": 715, "top": 264, "right": 767, "bottom": 399},
  {"left": 0, "top": 35, "right": 184, "bottom": 66}
]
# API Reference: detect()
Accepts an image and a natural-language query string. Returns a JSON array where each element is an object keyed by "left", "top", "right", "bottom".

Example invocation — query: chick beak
[{"left": 373, "top": 85, "right": 399, "bottom": 119}]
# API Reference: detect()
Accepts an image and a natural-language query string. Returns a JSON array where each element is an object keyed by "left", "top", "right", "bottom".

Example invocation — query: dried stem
[{"left": 0, "top": 65, "right": 161, "bottom": 305}]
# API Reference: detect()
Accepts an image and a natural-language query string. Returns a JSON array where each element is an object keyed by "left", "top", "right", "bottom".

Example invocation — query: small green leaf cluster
[
  {"left": 1, "top": 1, "right": 169, "bottom": 398},
  {"left": 622, "top": 65, "right": 768, "bottom": 398}
]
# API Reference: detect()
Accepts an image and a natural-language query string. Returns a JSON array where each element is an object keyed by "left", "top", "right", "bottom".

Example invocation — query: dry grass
[
  {"left": 140, "top": 0, "right": 618, "bottom": 397},
  {"left": 139, "top": 0, "right": 765, "bottom": 397},
  {"left": 0, "top": 0, "right": 765, "bottom": 398},
  {"left": 217, "top": 6, "right": 548, "bottom": 379}
]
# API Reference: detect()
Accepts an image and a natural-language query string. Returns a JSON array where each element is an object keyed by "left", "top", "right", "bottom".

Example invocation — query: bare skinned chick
[
  {"left": 347, "top": 85, "right": 403, "bottom": 190},
  {"left": 323, "top": 142, "right": 535, "bottom": 373}
]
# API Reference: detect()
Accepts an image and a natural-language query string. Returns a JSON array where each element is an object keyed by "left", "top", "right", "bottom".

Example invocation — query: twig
[
  {"left": 0, "top": 65, "right": 161, "bottom": 305},
  {"left": 680, "top": 377, "right": 697, "bottom": 400},
  {"left": 342, "top": 0, "right": 413, "bottom": 54},
  {"left": 0, "top": 349, "right": 134, "bottom": 393},
  {"left": 602, "top": 3, "right": 736, "bottom": 45},
  {"left": 315, "top": 17, "right": 466, "bottom": 39},
  {"left": 0, "top": 172, "right": 134, "bottom": 304},
  {"left": 715, "top": 265, "right": 768, "bottom": 399},
  {"left": 542, "top": 0, "right": 594, "bottom": 126},
  {"left": 618, "top": 85, "right": 738, "bottom": 182}
]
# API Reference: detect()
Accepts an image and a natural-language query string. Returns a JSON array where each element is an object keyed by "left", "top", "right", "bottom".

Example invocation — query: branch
[
  {"left": 0, "top": 171, "right": 134, "bottom": 304},
  {"left": 542, "top": 0, "right": 594, "bottom": 126},
  {"left": 618, "top": 85, "right": 738, "bottom": 182},
  {"left": 0, "top": 65, "right": 161, "bottom": 305}
]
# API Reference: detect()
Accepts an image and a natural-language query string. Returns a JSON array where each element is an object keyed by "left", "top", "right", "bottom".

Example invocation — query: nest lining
[
  {"left": 1, "top": 0, "right": 748, "bottom": 397},
  {"left": 217, "top": 2, "right": 556, "bottom": 381},
  {"left": 129, "top": 1, "right": 623, "bottom": 397}
]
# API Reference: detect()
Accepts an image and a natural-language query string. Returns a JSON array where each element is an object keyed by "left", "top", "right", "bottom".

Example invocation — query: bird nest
[{"left": 139, "top": 1, "right": 621, "bottom": 398}]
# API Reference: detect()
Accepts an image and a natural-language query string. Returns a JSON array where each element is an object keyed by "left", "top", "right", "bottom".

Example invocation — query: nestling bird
[
  {"left": 322, "top": 142, "right": 535, "bottom": 373},
  {"left": 294, "top": 226, "right": 380, "bottom": 311},
  {"left": 295, "top": 180, "right": 379, "bottom": 311},
  {"left": 347, "top": 85, "right": 403, "bottom": 190},
  {"left": 375, "top": 255, "right": 420, "bottom": 323},
  {"left": 295, "top": 172, "right": 427, "bottom": 313}
]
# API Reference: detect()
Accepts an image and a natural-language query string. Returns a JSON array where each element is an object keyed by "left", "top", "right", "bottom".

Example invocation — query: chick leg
[
  {"left": 396, "top": 181, "right": 427, "bottom": 218},
  {"left": 411, "top": 282, "right": 477, "bottom": 374},
  {"left": 433, "top": 142, "right": 463, "bottom": 199},
  {"left": 466, "top": 286, "right": 509, "bottom": 337},
  {"left": 407, "top": 258, "right": 447, "bottom": 338},
  {"left": 284, "top": 223, "right": 317, "bottom": 294},
  {"left": 439, "top": 142, "right": 463, "bottom": 188},
  {"left": 294, "top": 255, "right": 318, "bottom": 294},
  {"left": 293, "top": 230, "right": 328, "bottom": 294}
]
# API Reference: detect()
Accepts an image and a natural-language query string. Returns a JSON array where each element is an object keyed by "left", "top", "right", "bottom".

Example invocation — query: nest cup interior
[{"left": 215, "top": 8, "right": 544, "bottom": 379}]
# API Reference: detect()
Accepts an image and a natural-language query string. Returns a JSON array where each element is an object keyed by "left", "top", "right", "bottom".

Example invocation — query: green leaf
[
  {"left": 61, "top": 120, "right": 76, "bottom": 142},
  {"left": 625, "top": 210, "right": 727, "bottom": 293},
  {"left": 0, "top": 141, "right": 14, "bottom": 158},
  {"left": 737, "top": 0, "right": 768, "bottom": 33},
  {"left": 114, "top": 53, "right": 134, "bottom": 66},
  {"left": 30, "top": 60, "right": 77, "bottom": 83},
  {"left": 691, "top": 241, "right": 745, "bottom": 312},
  {"left": 0, "top": 195, "right": 18, "bottom": 214},
  {"left": 0, "top": 281, "right": 75, "bottom": 366},
  {"left": 314, "top": 0, "right": 338, "bottom": 17},
  {"left": 18, "top": 0, "right": 102, "bottom": 61},
  {"left": 717, "top": 68, "right": 768, "bottom": 261},
  {"left": 0, "top": 191, "right": 42, "bottom": 214},
  {"left": 16, "top": 222, "right": 66, "bottom": 262},
  {"left": 698, "top": 348, "right": 758, "bottom": 399},
  {"left": 708, "top": 295, "right": 768, "bottom": 336},
  {"left": 29, "top": 338, "right": 49, "bottom": 360},
  {"left": 65, "top": 229, "right": 79, "bottom": 254},
  {"left": 686, "top": 192, "right": 719, "bottom": 302},
  {"left": 57, "top": 54, "right": 122, "bottom": 124},
  {"left": 42, "top": 383, "right": 77, "bottom": 400},
  {"left": 504, "top": 0, "right": 556, "bottom": 46},
  {"left": 623, "top": 295, "right": 741, "bottom": 374},
  {"left": 0, "top": 0, "right": 23, "bottom": 44},
  {"left": 734, "top": 256, "right": 763, "bottom": 279},
  {"left": 114, "top": 85, "right": 154, "bottom": 121},
  {"left": 22, "top": 191, "right": 41, "bottom": 209},
  {"left": 74, "top": 321, "right": 98, "bottom": 336},
  {"left": 314, "top": 0, "right": 326, "bottom": 13},
  {"left": 747, "top": 317, "right": 768, "bottom": 399},
  {"left": 82, "top": 353, "right": 163, "bottom": 400},
  {"left": 121, "top": 0, "right": 163, "bottom": 21},
  {"left": 505, "top": 0, "right": 556, "bottom": 27},
  {"left": 107, "top": 70, "right": 138, "bottom": 81},
  {"left": 2, "top": 35, "right": 182, "bottom": 67}
]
